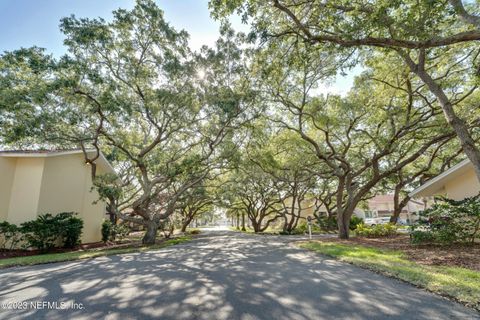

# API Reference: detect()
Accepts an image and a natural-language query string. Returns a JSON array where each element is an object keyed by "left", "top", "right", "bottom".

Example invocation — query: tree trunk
[
  {"left": 292, "top": 214, "right": 301, "bottom": 230},
  {"left": 390, "top": 208, "right": 401, "bottom": 224},
  {"left": 282, "top": 215, "right": 288, "bottom": 233},
  {"left": 251, "top": 220, "right": 260, "bottom": 233},
  {"left": 390, "top": 187, "right": 402, "bottom": 224},
  {"left": 287, "top": 214, "right": 295, "bottom": 232},
  {"left": 181, "top": 217, "right": 193, "bottom": 233},
  {"left": 236, "top": 213, "right": 240, "bottom": 230},
  {"left": 142, "top": 220, "right": 159, "bottom": 244},
  {"left": 241, "top": 212, "right": 246, "bottom": 231},
  {"left": 337, "top": 221, "right": 349, "bottom": 239},
  {"left": 337, "top": 209, "right": 353, "bottom": 239}
]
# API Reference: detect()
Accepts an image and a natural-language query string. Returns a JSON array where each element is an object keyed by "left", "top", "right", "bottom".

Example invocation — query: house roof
[
  {"left": 0, "top": 149, "right": 117, "bottom": 177},
  {"left": 409, "top": 159, "right": 471, "bottom": 198}
]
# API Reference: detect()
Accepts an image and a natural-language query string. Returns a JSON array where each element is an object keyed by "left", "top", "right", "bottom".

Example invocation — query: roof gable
[
  {"left": 409, "top": 159, "right": 472, "bottom": 198},
  {"left": 0, "top": 149, "right": 117, "bottom": 176}
]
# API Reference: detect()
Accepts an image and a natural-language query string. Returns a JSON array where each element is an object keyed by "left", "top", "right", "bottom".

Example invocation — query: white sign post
[{"left": 307, "top": 216, "right": 312, "bottom": 240}]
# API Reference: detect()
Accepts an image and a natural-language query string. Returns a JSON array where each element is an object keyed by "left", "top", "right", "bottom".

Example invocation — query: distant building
[
  {"left": 360, "top": 194, "right": 425, "bottom": 223},
  {"left": 0, "top": 149, "right": 116, "bottom": 243}
]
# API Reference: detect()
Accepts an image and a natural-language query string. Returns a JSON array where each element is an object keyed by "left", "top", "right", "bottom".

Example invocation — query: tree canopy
[{"left": 1, "top": 0, "right": 477, "bottom": 240}]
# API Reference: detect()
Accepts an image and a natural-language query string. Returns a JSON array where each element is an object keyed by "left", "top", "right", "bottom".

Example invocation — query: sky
[{"left": 0, "top": 0, "right": 358, "bottom": 94}]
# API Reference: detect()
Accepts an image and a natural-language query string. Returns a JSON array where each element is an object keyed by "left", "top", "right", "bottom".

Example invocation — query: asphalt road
[{"left": 0, "top": 229, "right": 478, "bottom": 320}]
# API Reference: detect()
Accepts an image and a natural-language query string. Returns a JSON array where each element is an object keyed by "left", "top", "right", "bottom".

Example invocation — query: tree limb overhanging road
[{"left": 0, "top": 229, "right": 478, "bottom": 320}]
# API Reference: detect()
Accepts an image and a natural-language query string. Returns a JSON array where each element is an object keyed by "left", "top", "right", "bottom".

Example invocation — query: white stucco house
[
  {"left": 409, "top": 159, "right": 480, "bottom": 201},
  {"left": 0, "top": 149, "right": 116, "bottom": 243}
]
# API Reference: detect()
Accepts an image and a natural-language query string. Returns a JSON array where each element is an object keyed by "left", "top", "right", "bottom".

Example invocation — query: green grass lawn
[
  {"left": 0, "top": 236, "right": 191, "bottom": 269},
  {"left": 299, "top": 241, "right": 480, "bottom": 310}
]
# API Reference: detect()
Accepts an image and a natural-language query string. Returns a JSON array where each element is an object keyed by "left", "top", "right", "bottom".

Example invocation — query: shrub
[
  {"left": 288, "top": 227, "right": 305, "bottom": 235},
  {"left": 349, "top": 216, "right": 364, "bottom": 230},
  {"left": 411, "top": 194, "right": 480, "bottom": 244},
  {"left": 102, "top": 222, "right": 131, "bottom": 242},
  {"left": 101, "top": 220, "right": 112, "bottom": 243},
  {"left": 316, "top": 215, "right": 337, "bottom": 231},
  {"left": 0, "top": 221, "right": 23, "bottom": 250},
  {"left": 356, "top": 223, "right": 397, "bottom": 238},
  {"left": 290, "top": 221, "right": 322, "bottom": 235},
  {"left": 20, "top": 212, "right": 83, "bottom": 251},
  {"left": 188, "top": 229, "right": 201, "bottom": 235},
  {"left": 315, "top": 215, "right": 364, "bottom": 231},
  {"left": 21, "top": 214, "right": 62, "bottom": 251},
  {"left": 56, "top": 212, "right": 83, "bottom": 248},
  {"left": 159, "top": 218, "right": 174, "bottom": 239},
  {"left": 111, "top": 224, "right": 130, "bottom": 241},
  {"left": 293, "top": 222, "right": 308, "bottom": 234},
  {"left": 410, "top": 230, "right": 435, "bottom": 244}
]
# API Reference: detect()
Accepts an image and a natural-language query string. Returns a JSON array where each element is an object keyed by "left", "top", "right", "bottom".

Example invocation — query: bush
[
  {"left": 290, "top": 221, "right": 322, "bottom": 235},
  {"left": 57, "top": 212, "right": 83, "bottom": 248},
  {"left": 356, "top": 223, "right": 397, "bottom": 238},
  {"left": 411, "top": 195, "right": 480, "bottom": 245},
  {"left": 188, "top": 229, "right": 201, "bottom": 235},
  {"left": 20, "top": 212, "right": 83, "bottom": 251},
  {"left": 410, "top": 230, "right": 435, "bottom": 244},
  {"left": 315, "top": 215, "right": 364, "bottom": 231},
  {"left": 316, "top": 215, "right": 337, "bottom": 231},
  {"left": 111, "top": 224, "right": 130, "bottom": 241},
  {"left": 159, "top": 218, "right": 174, "bottom": 239},
  {"left": 349, "top": 216, "right": 364, "bottom": 230},
  {"left": 0, "top": 221, "right": 23, "bottom": 250},
  {"left": 101, "top": 220, "right": 112, "bottom": 243},
  {"left": 21, "top": 214, "right": 62, "bottom": 251},
  {"left": 293, "top": 222, "right": 308, "bottom": 234},
  {"left": 102, "top": 221, "right": 130, "bottom": 242}
]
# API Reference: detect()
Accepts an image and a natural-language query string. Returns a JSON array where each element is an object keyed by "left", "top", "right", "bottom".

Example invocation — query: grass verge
[
  {"left": 0, "top": 236, "right": 191, "bottom": 269},
  {"left": 299, "top": 241, "right": 480, "bottom": 310}
]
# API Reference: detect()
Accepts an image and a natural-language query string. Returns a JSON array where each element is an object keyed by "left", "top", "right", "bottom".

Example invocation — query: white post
[{"left": 308, "top": 223, "right": 312, "bottom": 240}]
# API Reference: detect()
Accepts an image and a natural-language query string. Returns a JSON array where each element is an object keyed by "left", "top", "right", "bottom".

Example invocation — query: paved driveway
[{"left": 0, "top": 229, "right": 478, "bottom": 320}]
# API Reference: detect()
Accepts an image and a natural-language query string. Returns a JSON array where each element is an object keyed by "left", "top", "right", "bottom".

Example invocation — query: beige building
[
  {"left": 362, "top": 194, "right": 424, "bottom": 222},
  {"left": 409, "top": 159, "right": 480, "bottom": 201},
  {"left": 0, "top": 149, "right": 116, "bottom": 243}
]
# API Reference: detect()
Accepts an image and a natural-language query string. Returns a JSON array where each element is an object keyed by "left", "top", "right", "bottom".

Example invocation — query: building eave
[
  {"left": 0, "top": 149, "right": 119, "bottom": 182},
  {"left": 409, "top": 159, "right": 471, "bottom": 198}
]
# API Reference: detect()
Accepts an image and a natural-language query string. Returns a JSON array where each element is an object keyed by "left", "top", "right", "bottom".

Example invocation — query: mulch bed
[{"left": 321, "top": 235, "right": 480, "bottom": 271}]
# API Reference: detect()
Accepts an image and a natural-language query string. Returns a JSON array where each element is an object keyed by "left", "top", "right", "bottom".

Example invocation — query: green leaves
[
  {"left": 413, "top": 194, "right": 480, "bottom": 244},
  {"left": 20, "top": 213, "right": 83, "bottom": 251}
]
